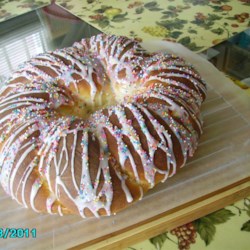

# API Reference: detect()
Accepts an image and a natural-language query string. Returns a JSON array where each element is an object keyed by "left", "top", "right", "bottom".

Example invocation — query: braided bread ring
[{"left": 0, "top": 34, "right": 206, "bottom": 217}]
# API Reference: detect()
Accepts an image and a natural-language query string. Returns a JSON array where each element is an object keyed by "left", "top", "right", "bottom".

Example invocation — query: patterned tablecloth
[
  {"left": 0, "top": 0, "right": 51, "bottom": 23},
  {"left": 127, "top": 197, "right": 250, "bottom": 250},
  {"left": 56, "top": 0, "right": 250, "bottom": 52}
]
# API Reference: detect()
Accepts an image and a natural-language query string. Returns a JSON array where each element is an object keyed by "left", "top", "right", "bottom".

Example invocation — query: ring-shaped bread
[{"left": 0, "top": 34, "right": 206, "bottom": 217}]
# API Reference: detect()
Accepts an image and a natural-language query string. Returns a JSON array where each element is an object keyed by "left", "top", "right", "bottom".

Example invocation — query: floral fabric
[
  {"left": 128, "top": 197, "right": 250, "bottom": 250},
  {"left": 0, "top": 0, "right": 50, "bottom": 23},
  {"left": 56, "top": 0, "right": 250, "bottom": 52}
]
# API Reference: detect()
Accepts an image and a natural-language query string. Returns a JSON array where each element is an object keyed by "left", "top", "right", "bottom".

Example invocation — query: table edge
[{"left": 69, "top": 177, "right": 250, "bottom": 250}]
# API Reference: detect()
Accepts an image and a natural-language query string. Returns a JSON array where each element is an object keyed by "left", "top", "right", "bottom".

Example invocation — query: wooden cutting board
[{"left": 0, "top": 42, "right": 249, "bottom": 250}]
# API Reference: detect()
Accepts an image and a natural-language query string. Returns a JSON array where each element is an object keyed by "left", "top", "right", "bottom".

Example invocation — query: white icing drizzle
[
  {"left": 137, "top": 104, "right": 178, "bottom": 176},
  {"left": 46, "top": 194, "right": 57, "bottom": 214},
  {"left": 9, "top": 140, "right": 35, "bottom": 197},
  {"left": 53, "top": 51, "right": 99, "bottom": 100},
  {"left": 126, "top": 103, "right": 172, "bottom": 181},
  {"left": 30, "top": 177, "right": 42, "bottom": 212},
  {"left": 71, "top": 130, "right": 79, "bottom": 191},
  {"left": 76, "top": 130, "right": 113, "bottom": 217},
  {"left": 149, "top": 90, "right": 202, "bottom": 134},
  {"left": 58, "top": 204, "right": 63, "bottom": 216},
  {"left": 18, "top": 158, "right": 38, "bottom": 208},
  {"left": 0, "top": 122, "right": 39, "bottom": 193}
]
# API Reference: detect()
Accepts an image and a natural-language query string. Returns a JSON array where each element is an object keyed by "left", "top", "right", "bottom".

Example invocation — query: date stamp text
[{"left": 0, "top": 228, "right": 36, "bottom": 239}]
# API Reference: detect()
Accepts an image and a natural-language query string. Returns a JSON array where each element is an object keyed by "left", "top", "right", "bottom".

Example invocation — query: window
[{"left": 0, "top": 22, "right": 47, "bottom": 83}]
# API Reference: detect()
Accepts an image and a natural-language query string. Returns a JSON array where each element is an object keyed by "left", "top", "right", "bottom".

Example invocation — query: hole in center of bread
[
  {"left": 51, "top": 55, "right": 145, "bottom": 119},
  {"left": 57, "top": 82, "right": 118, "bottom": 119}
]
